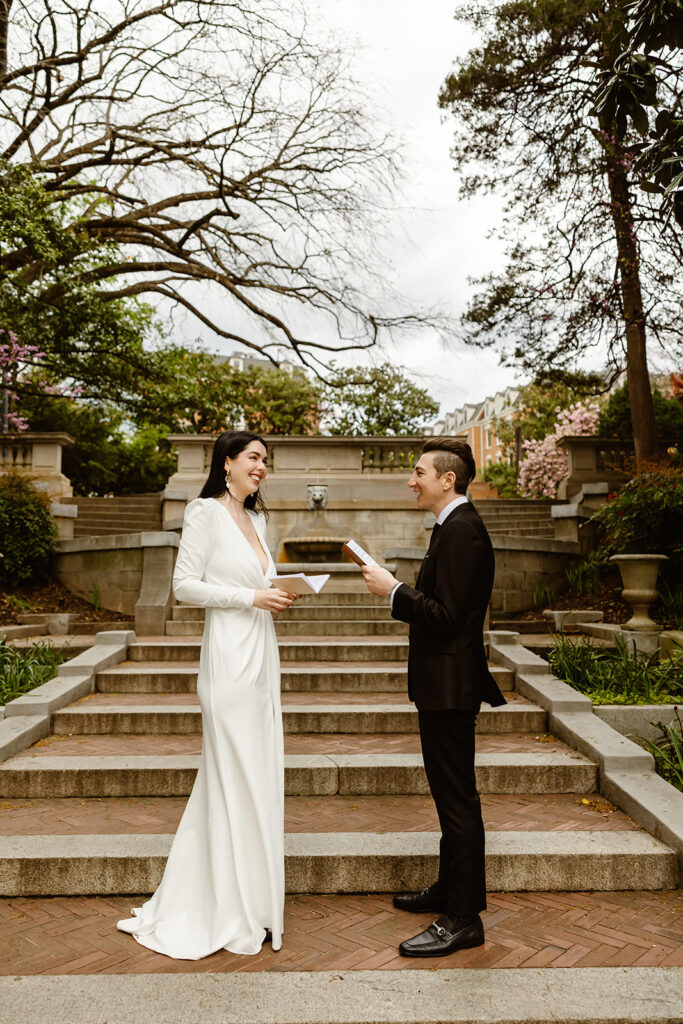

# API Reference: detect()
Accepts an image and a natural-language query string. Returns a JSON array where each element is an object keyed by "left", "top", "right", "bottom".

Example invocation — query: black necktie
[{"left": 429, "top": 522, "right": 441, "bottom": 548}]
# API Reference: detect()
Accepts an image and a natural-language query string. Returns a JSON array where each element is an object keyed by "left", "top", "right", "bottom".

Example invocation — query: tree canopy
[
  {"left": 438, "top": 0, "right": 683, "bottom": 467},
  {"left": 0, "top": 0, "right": 427, "bottom": 371},
  {"left": 323, "top": 363, "right": 439, "bottom": 436}
]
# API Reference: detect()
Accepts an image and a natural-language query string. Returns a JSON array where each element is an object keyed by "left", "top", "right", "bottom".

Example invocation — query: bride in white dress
[{"left": 117, "top": 431, "right": 295, "bottom": 959}]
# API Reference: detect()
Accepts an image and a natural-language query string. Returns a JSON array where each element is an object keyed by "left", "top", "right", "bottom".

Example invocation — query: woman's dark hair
[{"left": 199, "top": 430, "right": 268, "bottom": 516}]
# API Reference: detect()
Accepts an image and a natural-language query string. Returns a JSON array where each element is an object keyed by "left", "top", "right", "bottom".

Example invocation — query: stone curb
[
  {"left": 1, "top": 967, "right": 682, "bottom": 1024},
  {"left": 0, "top": 624, "right": 45, "bottom": 641},
  {"left": 603, "top": 768, "right": 683, "bottom": 879},
  {"left": 0, "top": 714, "right": 50, "bottom": 764},
  {"left": 3, "top": 674, "right": 94, "bottom": 720},
  {"left": 0, "top": 632, "right": 135, "bottom": 763},
  {"left": 595, "top": 705, "right": 682, "bottom": 746},
  {"left": 489, "top": 631, "right": 683, "bottom": 881}
]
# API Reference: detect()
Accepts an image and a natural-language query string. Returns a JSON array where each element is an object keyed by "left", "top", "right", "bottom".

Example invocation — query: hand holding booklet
[
  {"left": 269, "top": 572, "right": 330, "bottom": 596},
  {"left": 341, "top": 539, "right": 378, "bottom": 567}
]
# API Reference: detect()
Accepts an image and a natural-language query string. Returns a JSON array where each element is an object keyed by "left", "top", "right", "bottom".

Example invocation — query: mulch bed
[{"left": 0, "top": 577, "right": 130, "bottom": 626}]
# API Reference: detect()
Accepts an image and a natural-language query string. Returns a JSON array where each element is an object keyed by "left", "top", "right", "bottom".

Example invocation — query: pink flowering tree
[
  {"left": 0, "top": 330, "right": 81, "bottom": 432},
  {"left": 518, "top": 400, "right": 600, "bottom": 499}
]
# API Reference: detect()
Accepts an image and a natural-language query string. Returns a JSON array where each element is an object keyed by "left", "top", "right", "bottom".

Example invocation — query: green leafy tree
[
  {"left": 323, "top": 363, "right": 438, "bottom": 435},
  {"left": 132, "top": 352, "right": 321, "bottom": 436},
  {"left": 598, "top": 383, "right": 683, "bottom": 442},
  {"left": 0, "top": 161, "right": 165, "bottom": 410},
  {"left": 438, "top": 0, "right": 683, "bottom": 468},
  {"left": 240, "top": 367, "right": 321, "bottom": 435},
  {"left": 24, "top": 395, "right": 175, "bottom": 495},
  {"left": 592, "top": 0, "right": 683, "bottom": 225}
]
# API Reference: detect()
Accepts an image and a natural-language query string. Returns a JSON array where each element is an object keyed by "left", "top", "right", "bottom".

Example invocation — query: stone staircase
[
  {"left": 63, "top": 494, "right": 162, "bottom": 537},
  {"left": 474, "top": 499, "right": 556, "bottom": 540},
  {"left": 0, "top": 591, "right": 676, "bottom": 899}
]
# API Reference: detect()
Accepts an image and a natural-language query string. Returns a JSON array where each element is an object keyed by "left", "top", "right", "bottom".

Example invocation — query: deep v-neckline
[{"left": 211, "top": 498, "right": 270, "bottom": 576}]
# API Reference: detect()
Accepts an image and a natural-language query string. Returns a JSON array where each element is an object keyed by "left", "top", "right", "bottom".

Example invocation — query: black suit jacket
[{"left": 391, "top": 502, "right": 506, "bottom": 712}]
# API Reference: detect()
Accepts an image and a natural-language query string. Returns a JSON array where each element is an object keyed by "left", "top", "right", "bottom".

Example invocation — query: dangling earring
[{"left": 225, "top": 468, "right": 231, "bottom": 491}]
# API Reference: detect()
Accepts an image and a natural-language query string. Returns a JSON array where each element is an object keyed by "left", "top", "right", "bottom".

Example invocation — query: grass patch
[
  {"left": 547, "top": 634, "right": 683, "bottom": 706},
  {"left": 0, "top": 639, "right": 68, "bottom": 706}
]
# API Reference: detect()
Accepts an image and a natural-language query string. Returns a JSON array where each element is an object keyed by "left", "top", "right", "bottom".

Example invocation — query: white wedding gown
[{"left": 117, "top": 497, "right": 284, "bottom": 958}]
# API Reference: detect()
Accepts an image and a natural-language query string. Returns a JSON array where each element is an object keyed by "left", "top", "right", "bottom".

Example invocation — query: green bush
[
  {"left": 0, "top": 638, "right": 67, "bottom": 705},
  {"left": 0, "top": 472, "right": 57, "bottom": 584},
  {"left": 565, "top": 551, "right": 608, "bottom": 596},
  {"left": 547, "top": 634, "right": 683, "bottom": 705},
  {"left": 642, "top": 710, "right": 683, "bottom": 792},
  {"left": 590, "top": 468, "right": 683, "bottom": 560},
  {"left": 598, "top": 384, "right": 683, "bottom": 444},
  {"left": 484, "top": 460, "right": 517, "bottom": 497}
]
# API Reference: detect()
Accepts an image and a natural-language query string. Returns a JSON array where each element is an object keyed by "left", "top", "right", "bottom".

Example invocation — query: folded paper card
[
  {"left": 269, "top": 573, "right": 330, "bottom": 595},
  {"left": 341, "top": 540, "right": 378, "bottom": 568}
]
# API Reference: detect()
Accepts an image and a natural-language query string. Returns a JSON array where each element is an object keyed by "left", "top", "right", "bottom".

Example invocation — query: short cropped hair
[{"left": 422, "top": 437, "right": 476, "bottom": 495}]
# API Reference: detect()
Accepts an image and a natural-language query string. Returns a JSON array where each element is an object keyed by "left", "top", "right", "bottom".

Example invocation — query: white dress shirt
[{"left": 389, "top": 494, "right": 470, "bottom": 606}]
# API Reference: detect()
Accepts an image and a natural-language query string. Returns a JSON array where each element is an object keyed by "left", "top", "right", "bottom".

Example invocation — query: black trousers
[{"left": 417, "top": 709, "right": 486, "bottom": 917}]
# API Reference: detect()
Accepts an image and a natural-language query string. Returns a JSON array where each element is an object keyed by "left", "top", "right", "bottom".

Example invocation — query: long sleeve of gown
[{"left": 173, "top": 500, "right": 256, "bottom": 609}]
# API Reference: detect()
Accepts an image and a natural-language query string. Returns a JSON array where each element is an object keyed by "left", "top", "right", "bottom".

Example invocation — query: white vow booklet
[
  {"left": 341, "top": 539, "right": 378, "bottom": 567},
  {"left": 269, "top": 573, "right": 330, "bottom": 595}
]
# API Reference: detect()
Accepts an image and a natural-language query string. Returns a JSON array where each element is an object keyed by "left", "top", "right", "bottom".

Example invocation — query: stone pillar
[
  {"left": 135, "top": 534, "right": 180, "bottom": 636},
  {"left": 0, "top": 432, "right": 74, "bottom": 498}
]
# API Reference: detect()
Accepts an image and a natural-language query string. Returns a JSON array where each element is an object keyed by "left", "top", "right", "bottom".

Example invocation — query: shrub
[
  {"left": 0, "top": 638, "right": 66, "bottom": 705},
  {"left": 484, "top": 460, "right": 517, "bottom": 497},
  {"left": 518, "top": 400, "right": 600, "bottom": 499},
  {"left": 547, "top": 634, "right": 683, "bottom": 705},
  {"left": 642, "top": 709, "right": 683, "bottom": 792},
  {"left": 0, "top": 472, "right": 57, "bottom": 584},
  {"left": 598, "top": 384, "right": 683, "bottom": 445},
  {"left": 590, "top": 467, "right": 683, "bottom": 561},
  {"left": 565, "top": 551, "right": 608, "bottom": 596}
]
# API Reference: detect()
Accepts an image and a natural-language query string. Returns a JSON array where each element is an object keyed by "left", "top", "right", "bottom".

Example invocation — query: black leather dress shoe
[
  {"left": 398, "top": 914, "right": 485, "bottom": 958},
  {"left": 393, "top": 885, "right": 446, "bottom": 914}
]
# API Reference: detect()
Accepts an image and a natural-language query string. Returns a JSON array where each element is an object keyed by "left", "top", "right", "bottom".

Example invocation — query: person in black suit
[{"left": 361, "top": 437, "right": 505, "bottom": 958}]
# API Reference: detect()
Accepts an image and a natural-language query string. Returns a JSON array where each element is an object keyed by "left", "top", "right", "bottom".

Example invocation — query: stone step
[
  {"left": 288, "top": 591, "right": 388, "bottom": 606},
  {"left": 127, "top": 639, "right": 410, "bottom": 663},
  {"left": 73, "top": 511, "right": 162, "bottom": 523},
  {"left": 0, "top": 830, "right": 674, "bottom": 896},
  {"left": 165, "top": 618, "right": 409, "bottom": 637},
  {"left": 170, "top": 604, "right": 394, "bottom": 622},
  {"left": 52, "top": 701, "right": 545, "bottom": 736},
  {"left": 94, "top": 662, "right": 515, "bottom": 694},
  {"left": 0, "top": 748, "right": 597, "bottom": 798}
]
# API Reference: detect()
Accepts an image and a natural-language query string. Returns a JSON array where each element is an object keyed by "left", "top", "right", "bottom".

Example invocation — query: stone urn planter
[{"left": 609, "top": 554, "right": 668, "bottom": 631}]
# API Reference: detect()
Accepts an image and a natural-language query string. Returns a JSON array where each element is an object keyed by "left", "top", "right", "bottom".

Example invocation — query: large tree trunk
[{"left": 602, "top": 131, "right": 658, "bottom": 468}]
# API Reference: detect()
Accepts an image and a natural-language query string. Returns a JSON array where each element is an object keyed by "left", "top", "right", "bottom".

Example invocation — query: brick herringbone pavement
[
  {"left": 1, "top": 891, "right": 681, "bottom": 975},
  {"left": 0, "top": 793, "right": 639, "bottom": 836},
  {"left": 22, "top": 731, "right": 565, "bottom": 756}
]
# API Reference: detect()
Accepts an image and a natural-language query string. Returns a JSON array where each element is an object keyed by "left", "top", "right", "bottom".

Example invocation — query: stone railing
[
  {"left": 165, "top": 433, "right": 425, "bottom": 482},
  {"left": 0, "top": 432, "right": 74, "bottom": 499},
  {"left": 555, "top": 435, "right": 634, "bottom": 500}
]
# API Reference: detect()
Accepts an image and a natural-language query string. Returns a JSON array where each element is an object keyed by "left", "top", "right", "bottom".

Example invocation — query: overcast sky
[{"left": 317, "top": 0, "right": 521, "bottom": 417}]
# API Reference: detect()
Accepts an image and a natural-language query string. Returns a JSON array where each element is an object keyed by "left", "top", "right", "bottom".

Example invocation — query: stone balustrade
[{"left": 0, "top": 432, "right": 74, "bottom": 499}]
